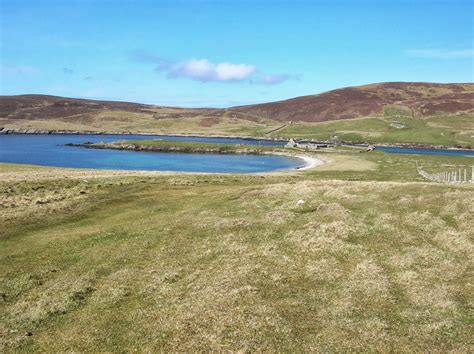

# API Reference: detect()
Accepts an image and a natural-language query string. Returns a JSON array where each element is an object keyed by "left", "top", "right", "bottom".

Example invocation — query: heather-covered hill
[
  {"left": 2, "top": 83, "right": 472, "bottom": 124},
  {"left": 0, "top": 94, "right": 215, "bottom": 121},
  {"left": 232, "top": 82, "right": 474, "bottom": 122}
]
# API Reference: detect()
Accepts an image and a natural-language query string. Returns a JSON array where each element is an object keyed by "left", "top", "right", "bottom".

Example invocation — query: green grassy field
[
  {"left": 1, "top": 149, "right": 473, "bottom": 351},
  {"left": 271, "top": 113, "right": 474, "bottom": 147},
  {"left": 102, "top": 139, "right": 279, "bottom": 153}
]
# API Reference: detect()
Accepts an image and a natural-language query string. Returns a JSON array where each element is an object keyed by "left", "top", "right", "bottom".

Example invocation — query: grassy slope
[
  {"left": 1, "top": 151, "right": 473, "bottom": 351},
  {"left": 270, "top": 113, "right": 474, "bottom": 147}
]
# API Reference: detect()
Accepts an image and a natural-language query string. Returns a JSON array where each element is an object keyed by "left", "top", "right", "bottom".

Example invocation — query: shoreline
[
  {"left": 0, "top": 153, "right": 323, "bottom": 177},
  {"left": 65, "top": 141, "right": 325, "bottom": 172},
  {"left": 0, "top": 128, "right": 288, "bottom": 143},
  {"left": 65, "top": 141, "right": 272, "bottom": 155},
  {"left": 296, "top": 154, "right": 326, "bottom": 170},
  {"left": 1, "top": 129, "right": 472, "bottom": 150},
  {"left": 271, "top": 152, "right": 325, "bottom": 171}
]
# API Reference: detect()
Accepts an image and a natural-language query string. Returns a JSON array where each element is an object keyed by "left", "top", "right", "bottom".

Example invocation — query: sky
[{"left": 0, "top": 0, "right": 473, "bottom": 107}]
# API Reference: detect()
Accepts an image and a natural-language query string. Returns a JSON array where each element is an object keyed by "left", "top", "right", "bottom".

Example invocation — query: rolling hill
[
  {"left": 1, "top": 82, "right": 473, "bottom": 147},
  {"left": 234, "top": 82, "right": 474, "bottom": 122}
]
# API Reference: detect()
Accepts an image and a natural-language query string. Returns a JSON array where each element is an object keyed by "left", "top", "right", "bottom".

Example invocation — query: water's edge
[
  {"left": 0, "top": 134, "right": 307, "bottom": 173},
  {"left": 1, "top": 129, "right": 472, "bottom": 151}
]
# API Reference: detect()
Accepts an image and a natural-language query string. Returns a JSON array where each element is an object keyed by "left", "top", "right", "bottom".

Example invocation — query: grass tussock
[{"left": 0, "top": 163, "right": 473, "bottom": 351}]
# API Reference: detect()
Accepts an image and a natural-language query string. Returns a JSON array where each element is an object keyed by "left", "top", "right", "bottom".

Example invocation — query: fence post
[{"left": 416, "top": 166, "right": 474, "bottom": 184}]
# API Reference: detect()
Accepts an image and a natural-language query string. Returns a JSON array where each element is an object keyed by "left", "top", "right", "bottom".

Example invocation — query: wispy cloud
[
  {"left": 130, "top": 50, "right": 292, "bottom": 85},
  {"left": 62, "top": 67, "right": 75, "bottom": 75},
  {"left": 129, "top": 50, "right": 169, "bottom": 65},
  {"left": 406, "top": 49, "right": 474, "bottom": 59},
  {"left": 256, "top": 74, "right": 291, "bottom": 85},
  {"left": 2, "top": 65, "right": 37, "bottom": 75}
]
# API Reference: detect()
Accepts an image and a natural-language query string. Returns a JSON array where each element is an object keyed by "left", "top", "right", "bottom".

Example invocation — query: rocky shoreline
[
  {"left": 1, "top": 127, "right": 472, "bottom": 150},
  {"left": 0, "top": 128, "right": 288, "bottom": 143},
  {"left": 65, "top": 142, "right": 270, "bottom": 155}
]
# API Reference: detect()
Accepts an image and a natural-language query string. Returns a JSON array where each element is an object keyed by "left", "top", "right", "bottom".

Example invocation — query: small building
[{"left": 285, "top": 138, "right": 298, "bottom": 148}]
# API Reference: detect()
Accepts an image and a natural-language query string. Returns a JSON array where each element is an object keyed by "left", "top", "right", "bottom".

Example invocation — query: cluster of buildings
[{"left": 285, "top": 138, "right": 330, "bottom": 150}]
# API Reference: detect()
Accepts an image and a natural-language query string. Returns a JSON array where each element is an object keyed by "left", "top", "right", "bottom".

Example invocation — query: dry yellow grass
[{"left": 1, "top": 163, "right": 473, "bottom": 351}]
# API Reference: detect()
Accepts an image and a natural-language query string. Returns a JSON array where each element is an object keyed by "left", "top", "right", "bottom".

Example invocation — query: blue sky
[{"left": 1, "top": 0, "right": 473, "bottom": 107}]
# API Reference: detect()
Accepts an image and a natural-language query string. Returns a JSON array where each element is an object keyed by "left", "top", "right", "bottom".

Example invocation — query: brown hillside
[
  {"left": 231, "top": 82, "right": 474, "bottom": 122},
  {"left": 0, "top": 95, "right": 158, "bottom": 120},
  {"left": 0, "top": 94, "right": 215, "bottom": 121},
  {"left": 1, "top": 83, "right": 472, "bottom": 125}
]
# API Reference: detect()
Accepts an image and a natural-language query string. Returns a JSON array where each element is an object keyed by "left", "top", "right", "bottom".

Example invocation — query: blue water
[
  {"left": 376, "top": 146, "right": 474, "bottom": 157},
  {"left": 0, "top": 134, "right": 302, "bottom": 173}
]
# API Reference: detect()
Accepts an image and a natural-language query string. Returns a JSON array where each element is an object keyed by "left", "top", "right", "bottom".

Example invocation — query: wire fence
[{"left": 416, "top": 162, "right": 474, "bottom": 184}]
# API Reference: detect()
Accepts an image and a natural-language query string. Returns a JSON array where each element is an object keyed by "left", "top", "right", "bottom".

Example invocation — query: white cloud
[
  {"left": 132, "top": 50, "right": 292, "bottom": 85},
  {"left": 406, "top": 49, "right": 474, "bottom": 59},
  {"left": 165, "top": 59, "right": 256, "bottom": 82}
]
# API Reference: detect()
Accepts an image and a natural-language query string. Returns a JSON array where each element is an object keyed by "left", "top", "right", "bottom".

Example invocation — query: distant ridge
[
  {"left": 0, "top": 94, "right": 215, "bottom": 121},
  {"left": 231, "top": 82, "right": 474, "bottom": 122},
  {"left": 1, "top": 82, "right": 473, "bottom": 123}
]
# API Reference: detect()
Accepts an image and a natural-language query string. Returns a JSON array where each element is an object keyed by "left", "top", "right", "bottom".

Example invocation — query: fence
[{"left": 416, "top": 163, "right": 474, "bottom": 184}]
